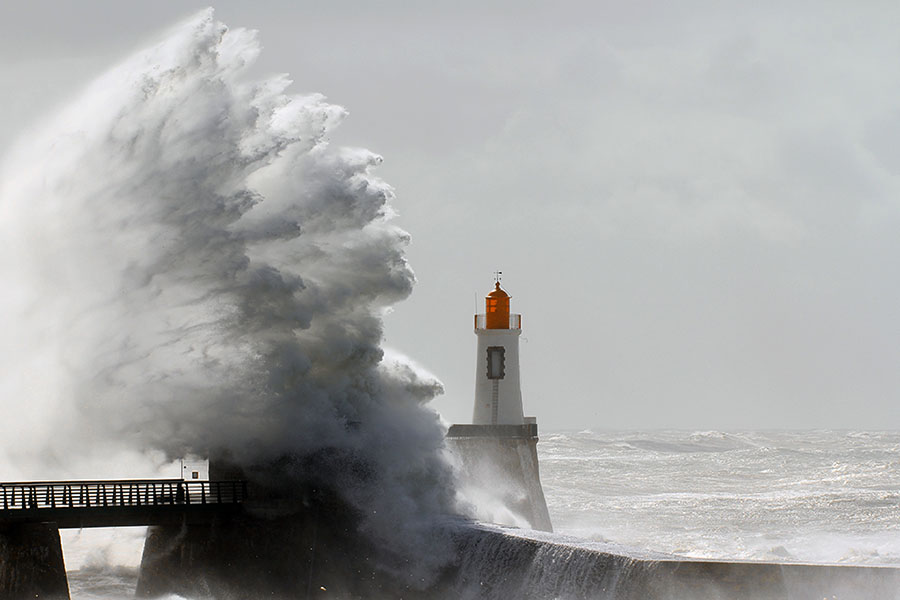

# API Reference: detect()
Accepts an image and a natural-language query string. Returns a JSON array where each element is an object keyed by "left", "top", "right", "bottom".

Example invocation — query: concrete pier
[{"left": 0, "top": 522, "right": 69, "bottom": 600}]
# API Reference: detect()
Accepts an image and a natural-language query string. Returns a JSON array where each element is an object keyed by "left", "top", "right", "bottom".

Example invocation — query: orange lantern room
[{"left": 485, "top": 282, "right": 511, "bottom": 329}]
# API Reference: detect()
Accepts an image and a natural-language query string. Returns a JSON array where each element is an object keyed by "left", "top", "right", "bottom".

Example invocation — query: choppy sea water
[
  {"left": 539, "top": 429, "right": 900, "bottom": 565},
  {"left": 67, "top": 429, "right": 900, "bottom": 598}
]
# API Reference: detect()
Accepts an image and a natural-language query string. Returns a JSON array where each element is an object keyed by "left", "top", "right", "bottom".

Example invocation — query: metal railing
[
  {"left": 0, "top": 479, "right": 247, "bottom": 511},
  {"left": 474, "top": 313, "right": 521, "bottom": 330}
]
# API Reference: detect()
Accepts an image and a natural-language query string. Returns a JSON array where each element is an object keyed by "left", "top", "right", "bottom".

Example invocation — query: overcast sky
[{"left": 2, "top": 1, "right": 899, "bottom": 430}]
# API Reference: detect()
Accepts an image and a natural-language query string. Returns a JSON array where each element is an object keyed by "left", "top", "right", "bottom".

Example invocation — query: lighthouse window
[{"left": 487, "top": 346, "right": 505, "bottom": 379}]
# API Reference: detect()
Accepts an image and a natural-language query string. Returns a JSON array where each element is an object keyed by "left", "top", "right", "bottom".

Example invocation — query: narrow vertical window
[{"left": 487, "top": 346, "right": 505, "bottom": 379}]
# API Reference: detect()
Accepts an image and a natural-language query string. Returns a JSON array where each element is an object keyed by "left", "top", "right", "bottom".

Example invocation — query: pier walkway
[{"left": 0, "top": 479, "right": 247, "bottom": 528}]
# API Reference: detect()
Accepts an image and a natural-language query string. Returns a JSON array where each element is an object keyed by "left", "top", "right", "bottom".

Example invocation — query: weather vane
[{"left": 494, "top": 270, "right": 502, "bottom": 284}]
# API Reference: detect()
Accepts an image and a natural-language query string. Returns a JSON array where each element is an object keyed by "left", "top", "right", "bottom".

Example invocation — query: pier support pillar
[
  {"left": 0, "top": 522, "right": 70, "bottom": 600},
  {"left": 135, "top": 491, "right": 392, "bottom": 599}
]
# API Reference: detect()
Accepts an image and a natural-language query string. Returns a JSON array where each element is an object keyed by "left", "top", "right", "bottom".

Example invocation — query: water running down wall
[{"left": 444, "top": 524, "right": 900, "bottom": 600}]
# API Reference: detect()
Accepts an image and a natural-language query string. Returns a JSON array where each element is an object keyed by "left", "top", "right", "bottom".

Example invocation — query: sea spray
[{"left": 0, "top": 9, "right": 455, "bottom": 583}]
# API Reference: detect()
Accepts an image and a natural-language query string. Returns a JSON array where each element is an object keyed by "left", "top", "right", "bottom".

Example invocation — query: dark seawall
[
  {"left": 444, "top": 524, "right": 900, "bottom": 600},
  {"left": 135, "top": 504, "right": 900, "bottom": 600}
]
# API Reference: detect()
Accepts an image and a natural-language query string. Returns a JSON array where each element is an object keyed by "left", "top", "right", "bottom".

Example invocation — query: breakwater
[{"left": 134, "top": 508, "right": 900, "bottom": 599}]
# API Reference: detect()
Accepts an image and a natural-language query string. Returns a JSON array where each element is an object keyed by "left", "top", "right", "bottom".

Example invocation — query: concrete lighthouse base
[{"left": 446, "top": 424, "right": 553, "bottom": 532}]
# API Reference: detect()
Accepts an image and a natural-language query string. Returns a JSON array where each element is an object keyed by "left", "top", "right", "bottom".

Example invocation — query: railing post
[
  {"left": 216, "top": 482, "right": 222, "bottom": 504},
  {"left": 200, "top": 483, "right": 206, "bottom": 504},
  {"left": 2, "top": 487, "right": 6, "bottom": 510}
]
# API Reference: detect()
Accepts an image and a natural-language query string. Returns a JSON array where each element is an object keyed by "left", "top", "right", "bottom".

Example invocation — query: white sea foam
[{"left": 539, "top": 429, "right": 900, "bottom": 566}]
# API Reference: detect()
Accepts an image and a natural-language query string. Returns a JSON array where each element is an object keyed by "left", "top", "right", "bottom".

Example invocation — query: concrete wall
[
  {"left": 0, "top": 522, "right": 69, "bottom": 600},
  {"left": 441, "top": 524, "right": 900, "bottom": 600}
]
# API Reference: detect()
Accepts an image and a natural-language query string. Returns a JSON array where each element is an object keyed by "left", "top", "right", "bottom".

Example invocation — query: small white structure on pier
[{"left": 180, "top": 458, "right": 209, "bottom": 482}]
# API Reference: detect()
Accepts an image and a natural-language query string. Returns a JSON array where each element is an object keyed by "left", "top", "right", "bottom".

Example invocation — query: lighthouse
[
  {"left": 473, "top": 279, "right": 525, "bottom": 425},
  {"left": 446, "top": 274, "right": 552, "bottom": 532}
]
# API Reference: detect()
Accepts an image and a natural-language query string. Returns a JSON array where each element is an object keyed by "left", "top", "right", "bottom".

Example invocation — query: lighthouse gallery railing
[{"left": 474, "top": 314, "right": 521, "bottom": 330}]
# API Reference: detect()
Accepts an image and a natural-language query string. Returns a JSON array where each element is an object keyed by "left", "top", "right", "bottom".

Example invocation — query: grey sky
[{"left": 2, "top": 1, "right": 899, "bottom": 430}]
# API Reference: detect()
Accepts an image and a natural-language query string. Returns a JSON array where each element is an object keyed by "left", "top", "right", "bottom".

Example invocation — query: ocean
[
  {"left": 65, "top": 429, "right": 900, "bottom": 598},
  {"left": 540, "top": 429, "right": 900, "bottom": 566}
]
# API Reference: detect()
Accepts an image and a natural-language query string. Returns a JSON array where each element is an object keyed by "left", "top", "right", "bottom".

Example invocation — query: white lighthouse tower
[{"left": 472, "top": 278, "right": 525, "bottom": 425}]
